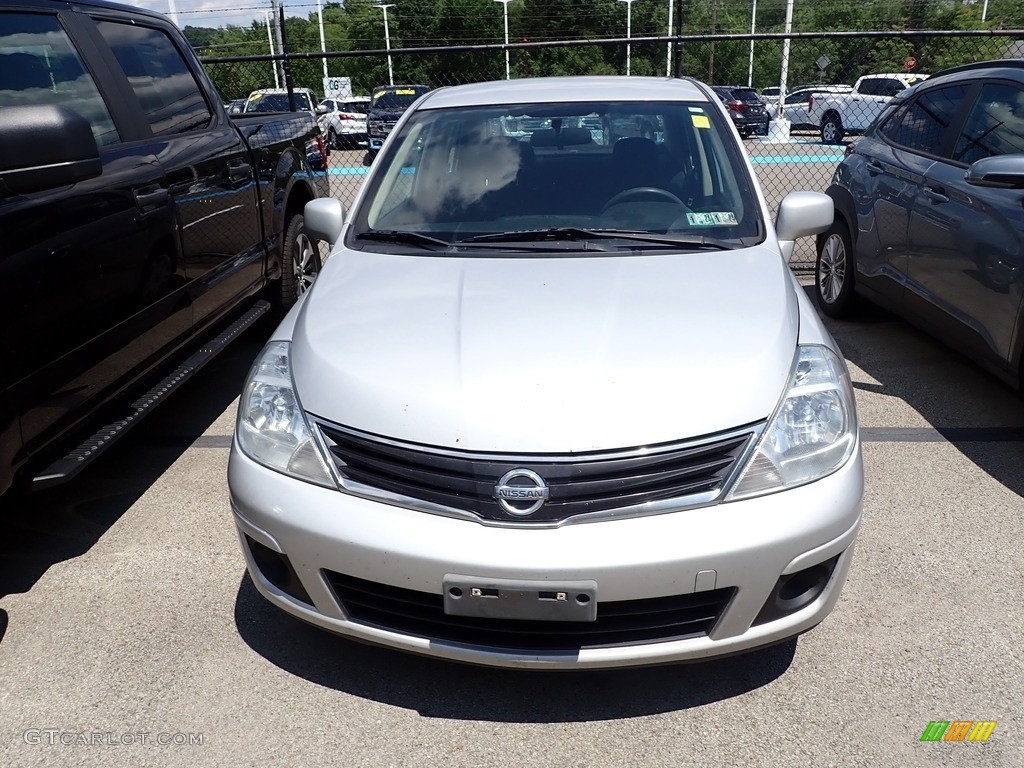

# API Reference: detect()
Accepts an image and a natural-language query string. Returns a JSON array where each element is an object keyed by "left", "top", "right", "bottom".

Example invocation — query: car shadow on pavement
[
  {"left": 234, "top": 574, "right": 797, "bottom": 721},
  {"left": 806, "top": 286, "right": 1024, "bottom": 498},
  {"left": 0, "top": 321, "right": 269, "bottom": 603}
]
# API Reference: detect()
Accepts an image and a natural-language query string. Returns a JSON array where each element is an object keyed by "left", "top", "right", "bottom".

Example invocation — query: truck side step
[{"left": 32, "top": 300, "right": 271, "bottom": 490}]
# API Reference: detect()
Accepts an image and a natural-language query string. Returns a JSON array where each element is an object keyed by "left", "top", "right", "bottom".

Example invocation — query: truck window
[
  {"left": 94, "top": 21, "right": 211, "bottom": 136},
  {"left": 0, "top": 12, "right": 119, "bottom": 146}
]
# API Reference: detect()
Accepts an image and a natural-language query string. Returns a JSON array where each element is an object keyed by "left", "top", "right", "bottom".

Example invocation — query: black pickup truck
[{"left": 0, "top": 0, "right": 330, "bottom": 498}]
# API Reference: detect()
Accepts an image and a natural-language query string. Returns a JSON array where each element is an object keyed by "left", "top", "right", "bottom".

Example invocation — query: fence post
[{"left": 279, "top": 5, "right": 295, "bottom": 111}]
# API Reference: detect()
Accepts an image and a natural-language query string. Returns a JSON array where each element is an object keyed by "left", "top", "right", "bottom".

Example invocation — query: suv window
[
  {"left": 0, "top": 12, "right": 119, "bottom": 146},
  {"left": 861, "top": 78, "right": 905, "bottom": 97},
  {"left": 953, "top": 82, "right": 1024, "bottom": 164},
  {"left": 95, "top": 20, "right": 211, "bottom": 136},
  {"left": 879, "top": 84, "right": 968, "bottom": 155}
]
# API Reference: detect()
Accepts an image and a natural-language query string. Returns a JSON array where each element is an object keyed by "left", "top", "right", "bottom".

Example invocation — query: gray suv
[{"left": 817, "top": 59, "right": 1024, "bottom": 388}]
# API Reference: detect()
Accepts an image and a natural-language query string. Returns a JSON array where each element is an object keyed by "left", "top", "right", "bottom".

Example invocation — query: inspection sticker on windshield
[
  {"left": 687, "top": 211, "right": 737, "bottom": 226},
  {"left": 395, "top": 89, "right": 417, "bottom": 95},
  {"left": 691, "top": 114, "right": 711, "bottom": 129}
]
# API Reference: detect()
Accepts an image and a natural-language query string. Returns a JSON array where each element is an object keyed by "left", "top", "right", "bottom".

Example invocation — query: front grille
[
  {"left": 324, "top": 571, "right": 735, "bottom": 651},
  {"left": 315, "top": 421, "right": 756, "bottom": 524}
]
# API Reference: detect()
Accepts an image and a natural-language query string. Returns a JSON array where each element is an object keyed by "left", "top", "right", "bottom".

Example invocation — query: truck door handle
[
  {"left": 228, "top": 161, "right": 252, "bottom": 183},
  {"left": 866, "top": 160, "right": 884, "bottom": 175},
  {"left": 923, "top": 186, "right": 949, "bottom": 204},
  {"left": 134, "top": 185, "right": 169, "bottom": 210}
]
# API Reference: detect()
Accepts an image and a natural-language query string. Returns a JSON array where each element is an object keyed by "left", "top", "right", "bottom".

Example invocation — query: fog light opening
[
  {"left": 753, "top": 554, "right": 841, "bottom": 626},
  {"left": 244, "top": 534, "right": 313, "bottom": 606}
]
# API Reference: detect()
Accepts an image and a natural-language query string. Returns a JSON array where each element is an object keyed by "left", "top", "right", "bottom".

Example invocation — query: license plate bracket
[{"left": 443, "top": 575, "right": 598, "bottom": 622}]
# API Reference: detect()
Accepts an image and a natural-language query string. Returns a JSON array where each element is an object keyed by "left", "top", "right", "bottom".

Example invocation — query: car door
[
  {"left": 907, "top": 80, "right": 1024, "bottom": 370},
  {"left": 0, "top": 8, "right": 191, "bottom": 460},
  {"left": 90, "top": 15, "right": 263, "bottom": 334},
  {"left": 845, "top": 101, "right": 937, "bottom": 305}
]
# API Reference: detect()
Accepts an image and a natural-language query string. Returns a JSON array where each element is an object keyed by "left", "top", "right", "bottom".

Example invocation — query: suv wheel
[
  {"left": 280, "top": 212, "right": 321, "bottom": 309},
  {"left": 815, "top": 219, "right": 856, "bottom": 317},
  {"left": 821, "top": 114, "right": 844, "bottom": 144}
]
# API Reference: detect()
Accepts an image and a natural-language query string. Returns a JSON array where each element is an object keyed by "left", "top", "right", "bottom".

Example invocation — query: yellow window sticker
[
  {"left": 687, "top": 211, "right": 738, "bottom": 226},
  {"left": 373, "top": 90, "right": 386, "bottom": 99},
  {"left": 395, "top": 89, "right": 416, "bottom": 95},
  {"left": 692, "top": 115, "right": 711, "bottom": 129}
]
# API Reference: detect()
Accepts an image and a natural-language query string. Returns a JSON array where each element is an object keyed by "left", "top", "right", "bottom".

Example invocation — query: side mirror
[
  {"left": 0, "top": 105, "right": 100, "bottom": 196},
  {"left": 305, "top": 198, "right": 346, "bottom": 244},
  {"left": 316, "top": 104, "right": 330, "bottom": 116},
  {"left": 965, "top": 155, "right": 1024, "bottom": 189},
  {"left": 775, "top": 191, "right": 834, "bottom": 261}
]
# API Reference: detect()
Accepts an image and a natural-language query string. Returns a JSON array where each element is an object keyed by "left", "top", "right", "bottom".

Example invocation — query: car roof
[
  {"left": 928, "top": 57, "right": 1024, "bottom": 81},
  {"left": 419, "top": 77, "right": 712, "bottom": 110},
  {"left": 249, "top": 88, "right": 314, "bottom": 96}
]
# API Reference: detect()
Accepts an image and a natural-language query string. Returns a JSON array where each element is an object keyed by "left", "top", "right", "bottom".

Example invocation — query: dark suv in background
[
  {"left": 712, "top": 86, "right": 770, "bottom": 138},
  {"left": 816, "top": 59, "right": 1024, "bottom": 388},
  {"left": 366, "top": 83, "right": 430, "bottom": 161}
]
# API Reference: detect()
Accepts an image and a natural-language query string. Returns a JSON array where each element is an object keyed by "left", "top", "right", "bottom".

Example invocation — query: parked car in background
[
  {"left": 759, "top": 86, "right": 781, "bottom": 104},
  {"left": 366, "top": 83, "right": 431, "bottom": 159},
  {"left": 319, "top": 96, "right": 369, "bottom": 149},
  {"left": 228, "top": 98, "right": 247, "bottom": 115},
  {"left": 0, "top": 0, "right": 329, "bottom": 499},
  {"left": 808, "top": 72, "right": 928, "bottom": 144},
  {"left": 782, "top": 85, "right": 853, "bottom": 130},
  {"left": 817, "top": 59, "right": 1024, "bottom": 387},
  {"left": 712, "top": 85, "right": 770, "bottom": 137},
  {"left": 228, "top": 75, "right": 863, "bottom": 670}
]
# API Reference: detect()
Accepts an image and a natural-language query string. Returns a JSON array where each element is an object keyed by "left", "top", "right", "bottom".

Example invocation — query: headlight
[
  {"left": 727, "top": 345, "right": 857, "bottom": 500},
  {"left": 235, "top": 341, "right": 336, "bottom": 488}
]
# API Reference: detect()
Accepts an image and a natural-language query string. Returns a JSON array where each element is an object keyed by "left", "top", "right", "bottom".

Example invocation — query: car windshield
[
  {"left": 351, "top": 100, "right": 762, "bottom": 250},
  {"left": 372, "top": 86, "right": 429, "bottom": 110},
  {"left": 249, "top": 92, "right": 312, "bottom": 112}
]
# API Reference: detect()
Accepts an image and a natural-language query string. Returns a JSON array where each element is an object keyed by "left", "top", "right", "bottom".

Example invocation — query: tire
[
  {"left": 815, "top": 219, "right": 857, "bottom": 318},
  {"left": 280, "top": 212, "right": 321, "bottom": 310},
  {"left": 327, "top": 128, "right": 339, "bottom": 150},
  {"left": 820, "top": 113, "right": 844, "bottom": 145}
]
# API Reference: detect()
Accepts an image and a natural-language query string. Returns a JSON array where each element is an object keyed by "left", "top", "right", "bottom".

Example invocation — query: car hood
[{"left": 290, "top": 246, "right": 798, "bottom": 453}]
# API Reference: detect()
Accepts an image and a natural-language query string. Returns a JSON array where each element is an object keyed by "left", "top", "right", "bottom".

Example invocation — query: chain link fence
[{"left": 202, "top": 29, "right": 1024, "bottom": 268}]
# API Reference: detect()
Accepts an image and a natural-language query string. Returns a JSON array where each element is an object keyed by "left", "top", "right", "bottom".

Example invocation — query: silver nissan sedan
[{"left": 228, "top": 76, "right": 864, "bottom": 669}]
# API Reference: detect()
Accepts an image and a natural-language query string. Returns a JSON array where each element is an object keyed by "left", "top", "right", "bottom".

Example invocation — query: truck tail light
[{"left": 315, "top": 135, "right": 328, "bottom": 165}]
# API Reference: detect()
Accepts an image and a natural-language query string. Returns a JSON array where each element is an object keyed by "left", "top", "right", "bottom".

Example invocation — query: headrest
[{"left": 613, "top": 136, "right": 658, "bottom": 165}]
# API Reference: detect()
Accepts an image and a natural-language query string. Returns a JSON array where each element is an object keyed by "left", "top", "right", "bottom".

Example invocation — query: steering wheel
[{"left": 601, "top": 186, "right": 687, "bottom": 214}]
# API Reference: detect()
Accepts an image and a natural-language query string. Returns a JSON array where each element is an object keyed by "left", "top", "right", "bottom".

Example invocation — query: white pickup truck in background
[{"left": 808, "top": 72, "right": 929, "bottom": 144}]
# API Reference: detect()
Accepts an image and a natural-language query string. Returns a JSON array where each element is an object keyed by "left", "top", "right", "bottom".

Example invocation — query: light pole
[
  {"left": 494, "top": 0, "right": 513, "bottom": 80},
  {"left": 618, "top": 0, "right": 635, "bottom": 76},
  {"left": 665, "top": 0, "right": 673, "bottom": 77},
  {"left": 374, "top": 2, "right": 395, "bottom": 86},
  {"left": 316, "top": 0, "right": 328, "bottom": 81},
  {"left": 747, "top": 0, "right": 757, "bottom": 87},
  {"left": 264, "top": 10, "right": 279, "bottom": 89}
]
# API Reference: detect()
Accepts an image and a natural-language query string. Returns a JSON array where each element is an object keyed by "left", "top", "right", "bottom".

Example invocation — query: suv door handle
[
  {"left": 133, "top": 185, "right": 169, "bottom": 210},
  {"left": 923, "top": 186, "right": 949, "bottom": 204}
]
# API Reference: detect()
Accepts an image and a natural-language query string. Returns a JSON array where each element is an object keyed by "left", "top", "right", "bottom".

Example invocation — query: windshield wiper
[
  {"left": 457, "top": 227, "right": 737, "bottom": 250},
  {"left": 356, "top": 230, "right": 450, "bottom": 248}
]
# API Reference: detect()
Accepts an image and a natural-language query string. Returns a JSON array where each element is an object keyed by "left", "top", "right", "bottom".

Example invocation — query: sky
[{"left": 131, "top": 1, "right": 320, "bottom": 31}]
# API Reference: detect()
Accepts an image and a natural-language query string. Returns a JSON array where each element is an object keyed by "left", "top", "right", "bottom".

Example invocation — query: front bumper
[{"left": 228, "top": 441, "right": 863, "bottom": 669}]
